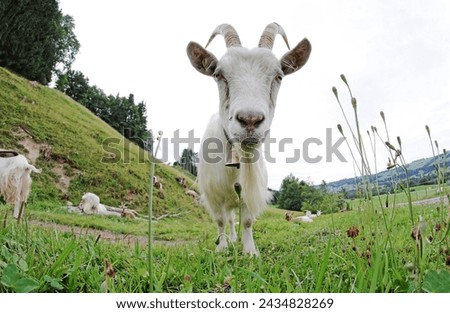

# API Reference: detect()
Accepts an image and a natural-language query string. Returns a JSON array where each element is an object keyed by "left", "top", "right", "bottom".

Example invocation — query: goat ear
[
  {"left": 280, "top": 38, "right": 311, "bottom": 75},
  {"left": 186, "top": 41, "right": 218, "bottom": 76}
]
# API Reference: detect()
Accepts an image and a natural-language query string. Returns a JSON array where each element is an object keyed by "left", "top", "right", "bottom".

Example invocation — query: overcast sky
[{"left": 59, "top": 0, "right": 450, "bottom": 189}]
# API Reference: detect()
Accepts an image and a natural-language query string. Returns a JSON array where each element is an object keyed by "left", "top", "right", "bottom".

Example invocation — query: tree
[
  {"left": 179, "top": 148, "right": 198, "bottom": 176},
  {"left": 0, "top": 0, "right": 79, "bottom": 84},
  {"left": 55, "top": 70, "right": 90, "bottom": 103},
  {"left": 55, "top": 70, "right": 151, "bottom": 149},
  {"left": 277, "top": 173, "right": 338, "bottom": 212},
  {"left": 277, "top": 174, "right": 307, "bottom": 211}
]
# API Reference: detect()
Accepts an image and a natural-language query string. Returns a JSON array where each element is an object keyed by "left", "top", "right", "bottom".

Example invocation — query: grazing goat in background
[
  {"left": 0, "top": 152, "right": 41, "bottom": 219},
  {"left": 187, "top": 23, "right": 311, "bottom": 255}
]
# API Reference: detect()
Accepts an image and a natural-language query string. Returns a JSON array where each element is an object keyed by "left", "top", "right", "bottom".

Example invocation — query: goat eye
[
  {"left": 275, "top": 74, "right": 283, "bottom": 82},
  {"left": 213, "top": 72, "right": 226, "bottom": 82}
]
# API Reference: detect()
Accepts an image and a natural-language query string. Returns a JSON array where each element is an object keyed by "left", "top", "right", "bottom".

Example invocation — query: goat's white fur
[
  {"left": 198, "top": 114, "right": 271, "bottom": 254},
  {"left": 292, "top": 215, "right": 313, "bottom": 223},
  {"left": 306, "top": 210, "right": 321, "bottom": 219},
  {"left": 187, "top": 23, "right": 311, "bottom": 255},
  {"left": 0, "top": 154, "right": 41, "bottom": 219},
  {"left": 79, "top": 192, "right": 121, "bottom": 217}
]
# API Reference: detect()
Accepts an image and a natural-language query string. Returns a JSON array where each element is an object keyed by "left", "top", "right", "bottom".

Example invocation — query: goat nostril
[
  {"left": 236, "top": 114, "right": 265, "bottom": 129},
  {"left": 236, "top": 114, "right": 248, "bottom": 126},
  {"left": 254, "top": 115, "right": 264, "bottom": 127}
]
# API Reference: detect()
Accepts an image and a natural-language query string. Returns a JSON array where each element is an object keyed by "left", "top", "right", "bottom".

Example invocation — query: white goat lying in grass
[
  {"left": 292, "top": 214, "right": 313, "bottom": 223},
  {"left": 0, "top": 152, "right": 41, "bottom": 219},
  {"left": 187, "top": 23, "right": 311, "bottom": 255},
  {"left": 79, "top": 192, "right": 113, "bottom": 215},
  {"left": 76, "top": 192, "right": 138, "bottom": 218}
]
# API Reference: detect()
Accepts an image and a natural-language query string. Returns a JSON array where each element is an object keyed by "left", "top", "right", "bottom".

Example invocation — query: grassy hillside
[{"left": 0, "top": 66, "right": 199, "bottom": 217}]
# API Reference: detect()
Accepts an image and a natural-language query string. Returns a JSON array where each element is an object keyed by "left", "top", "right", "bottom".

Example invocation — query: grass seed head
[
  {"left": 332, "top": 86, "right": 338, "bottom": 98},
  {"left": 385, "top": 141, "right": 397, "bottom": 151},
  {"left": 234, "top": 182, "right": 242, "bottom": 197},
  {"left": 397, "top": 136, "right": 402, "bottom": 148},
  {"left": 337, "top": 124, "right": 344, "bottom": 136},
  {"left": 351, "top": 97, "right": 357, "bottom": 110}
]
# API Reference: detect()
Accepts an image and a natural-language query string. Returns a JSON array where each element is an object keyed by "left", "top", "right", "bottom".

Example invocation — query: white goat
[
  {"left": 0, "top": 152, "right": 41, "bottom": 219},
  {"left": 293, "top": 215, "right": 314, "bottom": 223},
  {"left": 79, "top": 192, "right": 121, "bottom": 217},
  {"left": 152, "top": 176, "right": 163, "bottom": 191},
  {"left": 187, "top": 23, "right": 311, "bottom": 255},
  {"left": 306, "top": 210, "right": 322, "bottom": 219}
]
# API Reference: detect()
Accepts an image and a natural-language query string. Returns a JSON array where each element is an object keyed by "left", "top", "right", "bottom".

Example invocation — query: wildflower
[
  {"left": 411, "top": 227, "right": 421, "bottom": 241},
  {"left": 362, "top": 249, "right": 371, "bottom": 261},
  {"left": 105, "top": 259, "right": 115, "bottom": 278},
  {"left": 412, "top": 215, "right": 427, "bottom": 242},
  {"left": 435, "top": 223, "right": 441, "bottom": 232},
  {"left": 347, "top": 226, "right": 359, "bottom": 238}
]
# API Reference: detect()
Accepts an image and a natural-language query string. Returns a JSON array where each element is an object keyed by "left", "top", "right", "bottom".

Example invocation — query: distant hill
[
  {"left": 0, "top": 67, "right": 199, "bottom": 216},
  {"left": 325, "top": 153, "right": 450, "bottom": 197}
]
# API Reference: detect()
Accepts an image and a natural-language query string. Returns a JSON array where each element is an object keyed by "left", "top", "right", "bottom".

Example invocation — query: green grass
[{"left": 1, "top": 202, "right": 448, "bottom": 293}]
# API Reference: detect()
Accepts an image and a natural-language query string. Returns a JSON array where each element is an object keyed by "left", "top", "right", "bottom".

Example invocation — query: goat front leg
[
  {"left": 215, "top": 218, "right": 228, "bottom": 252},
  {"left": 18, "top": 201, "right": 26, "bottom": 220},
  {"left": 13, "top": 201, "right": 21, "bottom": 219},
  {"left": 242, "top": 211, "right": 258, "bottom": 256}
]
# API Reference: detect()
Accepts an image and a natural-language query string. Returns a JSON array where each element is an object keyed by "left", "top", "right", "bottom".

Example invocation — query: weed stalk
[{"left": 148, "top": 131, "right": 163, "bottom": 293}]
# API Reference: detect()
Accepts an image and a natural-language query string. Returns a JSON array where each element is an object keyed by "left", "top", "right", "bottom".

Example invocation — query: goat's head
[{"left": 187, "top": 23, "right": 311, "bottom": 147}]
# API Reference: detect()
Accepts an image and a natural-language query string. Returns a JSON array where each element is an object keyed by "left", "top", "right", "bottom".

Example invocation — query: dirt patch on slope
[
  {"left": 16, "top": 127, "right": 42, "bottom": 163},
  {"left": 14, "top": 127, "right": 80, "bottom": 195}
]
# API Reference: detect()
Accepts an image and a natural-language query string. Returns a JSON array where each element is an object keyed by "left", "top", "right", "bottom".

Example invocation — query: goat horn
[
  {"left": 205, "top": 24, "right": 242, "bottom": 48},
  {"left": 258, "top": 22, "right": 290, "bottom": 50}
]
